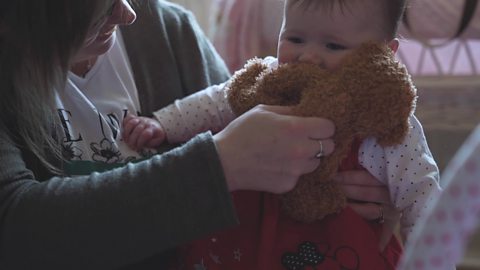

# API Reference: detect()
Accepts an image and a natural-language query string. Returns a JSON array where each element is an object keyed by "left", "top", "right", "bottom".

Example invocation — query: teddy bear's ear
[
  {"left": 361, "top": 75, "right": 417, "bottom": 147},
  {"left": 343, "top": 43, "right": 418, "bottom": 147},
  {"left": 227, "top": 58, "right": 268, "bottom": 115}
]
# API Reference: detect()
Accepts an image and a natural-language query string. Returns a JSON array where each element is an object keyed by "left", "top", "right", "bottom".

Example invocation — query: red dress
[{"left": 176, "top": 141, "right": 402, "bottom": 270}]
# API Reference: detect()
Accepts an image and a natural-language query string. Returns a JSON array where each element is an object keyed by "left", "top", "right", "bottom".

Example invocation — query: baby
[{"left": 123, "top": 0, "right": 441, "bottom": 269}]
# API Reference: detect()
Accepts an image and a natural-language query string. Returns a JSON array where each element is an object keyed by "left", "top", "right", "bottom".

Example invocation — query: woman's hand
[
  {"left": 214, "top": 104, "right": 335, "bottom": 194},
  {"left": 335, "top": 170, "right": 401, "bottom": 251}
]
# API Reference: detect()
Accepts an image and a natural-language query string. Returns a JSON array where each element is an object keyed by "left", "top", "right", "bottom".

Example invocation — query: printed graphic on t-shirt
[{"left": 57, "top": 107, "right": 155, "bottom": 175}]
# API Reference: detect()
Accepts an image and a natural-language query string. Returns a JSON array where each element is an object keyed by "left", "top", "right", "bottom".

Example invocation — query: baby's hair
[{"left": 286, "top": 0, "right": 407, "bottom": 39}]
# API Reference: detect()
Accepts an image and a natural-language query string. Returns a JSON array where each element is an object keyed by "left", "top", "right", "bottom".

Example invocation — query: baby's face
[{"left": 277, "top": 0, "right": 396, "bottom": 70}]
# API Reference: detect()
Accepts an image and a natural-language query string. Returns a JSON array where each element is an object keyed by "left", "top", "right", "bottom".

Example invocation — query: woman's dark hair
[{"left": 0, "top": 0, "right": 116, "bottom": 173}]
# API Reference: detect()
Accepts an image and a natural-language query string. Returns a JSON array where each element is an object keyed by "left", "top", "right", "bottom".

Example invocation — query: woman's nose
[{"left": 109, "top": 0, "right": 137, "bottom": 26}]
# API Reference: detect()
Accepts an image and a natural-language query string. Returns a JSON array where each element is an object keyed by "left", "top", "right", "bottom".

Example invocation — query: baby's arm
[
  {"left": 153, "top": 82, "right": 236, "bottom": 144},
  {"left": 122, "top": 82, "right": 233, "bottom": 150},
  {"left": 122, "top": 115, "right": 166, "bottom": 150},
  {"left": 153, "top": 57, "right": 279, "bottom": 143},
  {"left": 359, "top": 115, "right": 441, "bottom": 242}
]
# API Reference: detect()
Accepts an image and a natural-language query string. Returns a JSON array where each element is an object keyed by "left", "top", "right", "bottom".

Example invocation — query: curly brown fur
[{"left": 227, "top": 42, "right": 417, "bottom": 223}]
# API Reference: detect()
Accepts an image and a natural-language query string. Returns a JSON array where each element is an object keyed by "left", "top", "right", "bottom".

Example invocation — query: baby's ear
[
  {"left": 388, "top": 38, "right": 399, "bottom": 54},
  {"left": 227, "top": 58, "right": 268, "bottom": 115}
]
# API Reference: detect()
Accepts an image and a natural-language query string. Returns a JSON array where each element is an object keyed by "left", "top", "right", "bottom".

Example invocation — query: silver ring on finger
[{"left": 315, "top": 139, "right": 324, "bottom": 159}]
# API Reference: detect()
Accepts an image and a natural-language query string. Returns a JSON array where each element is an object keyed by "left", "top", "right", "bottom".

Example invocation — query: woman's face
[{"left": 73, "top": 0, "right": 136, "bottom": 62}]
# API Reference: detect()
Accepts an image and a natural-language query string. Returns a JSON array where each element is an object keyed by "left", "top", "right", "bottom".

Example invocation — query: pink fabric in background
[
  {"left": 213, "top": 0, "right": 265, "bottom": 72},
  {"left": 397, "top": 39, "right": 480, "bottom": 76},
  {"left": 397, "top": 124, "right": 480, "bottom": 270},
  {"left": 399, "top": 0, "right": 480, "bottom": 39}
]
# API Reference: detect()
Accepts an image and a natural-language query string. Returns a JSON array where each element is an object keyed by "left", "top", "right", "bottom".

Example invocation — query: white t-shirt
[{"left": 55, "top": 31, "right": 146, "bottom": 174}]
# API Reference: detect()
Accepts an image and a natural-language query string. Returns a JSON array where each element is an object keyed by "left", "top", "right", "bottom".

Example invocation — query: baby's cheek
[
  {"left": 278, "top": 54, "right": 295, "bottom": 65},
  {"left": 277, "top": 44, "right": 296, "bottom": 64},
  {"left": 277, "top": 53, "right": 288, "bottom": 64}
]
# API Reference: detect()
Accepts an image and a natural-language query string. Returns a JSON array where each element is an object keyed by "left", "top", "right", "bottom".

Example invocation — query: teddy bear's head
[{"left": 227, "top": 42, "right": 417, "bottom": 222}]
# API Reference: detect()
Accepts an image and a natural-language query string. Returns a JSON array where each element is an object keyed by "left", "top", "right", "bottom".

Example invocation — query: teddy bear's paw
[
  {"left": 375, "top": 122, "right": 410, "bottom": 147},
  {"left": 282, "top": 200, "right": 346, "bottom": 223}
]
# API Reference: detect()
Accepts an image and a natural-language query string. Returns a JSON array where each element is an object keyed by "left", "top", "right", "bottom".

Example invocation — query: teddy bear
[{"left": 226, "top": 42, "right": 417, "bottom": 223}]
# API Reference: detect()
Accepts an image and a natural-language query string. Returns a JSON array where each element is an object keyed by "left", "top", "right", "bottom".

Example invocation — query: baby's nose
[{"left": 298, "top": 51, "right": 324, "bottom": 66}]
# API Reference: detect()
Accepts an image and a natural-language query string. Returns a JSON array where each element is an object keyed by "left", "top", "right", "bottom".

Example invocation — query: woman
[{"left": 0, "top": 0, "right": 396, "bottom": 269}]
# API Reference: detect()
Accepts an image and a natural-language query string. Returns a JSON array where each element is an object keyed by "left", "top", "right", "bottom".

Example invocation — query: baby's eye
[
  {"left": 326, "top": 43, "right": 346, "bottom": 51},
  {"left": 287, "top": 37, "right": 304, "bottom": 44}
]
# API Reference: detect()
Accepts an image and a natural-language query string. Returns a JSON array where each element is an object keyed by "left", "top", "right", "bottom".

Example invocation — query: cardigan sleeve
[{"left": 0, "top": 128, "right": 237, "bottom": 269}]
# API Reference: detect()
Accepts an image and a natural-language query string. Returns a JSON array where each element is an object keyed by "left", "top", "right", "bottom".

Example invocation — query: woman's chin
[{"left": 88, "top": 34, "right": 116, "bottom": 58}]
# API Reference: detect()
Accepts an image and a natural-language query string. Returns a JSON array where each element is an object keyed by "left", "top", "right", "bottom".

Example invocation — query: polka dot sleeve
[
  {"left": 398, "top": 124, "right": 480, "bottom": 270},
  {"left": 153, "top": 82, "right": 235, "bottom": 143},
  {"left": 359, "top": 115, "right": 441, "bottom": 241}
]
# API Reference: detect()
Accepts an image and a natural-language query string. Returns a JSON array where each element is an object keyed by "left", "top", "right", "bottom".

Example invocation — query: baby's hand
[{"left": 122, "top": 114, "right": 166, "bottom": 150}]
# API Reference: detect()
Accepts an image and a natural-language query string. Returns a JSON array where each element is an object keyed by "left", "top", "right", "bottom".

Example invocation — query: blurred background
[{"left": 168, "top": 0, "right": 480, "bottom": 268}]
